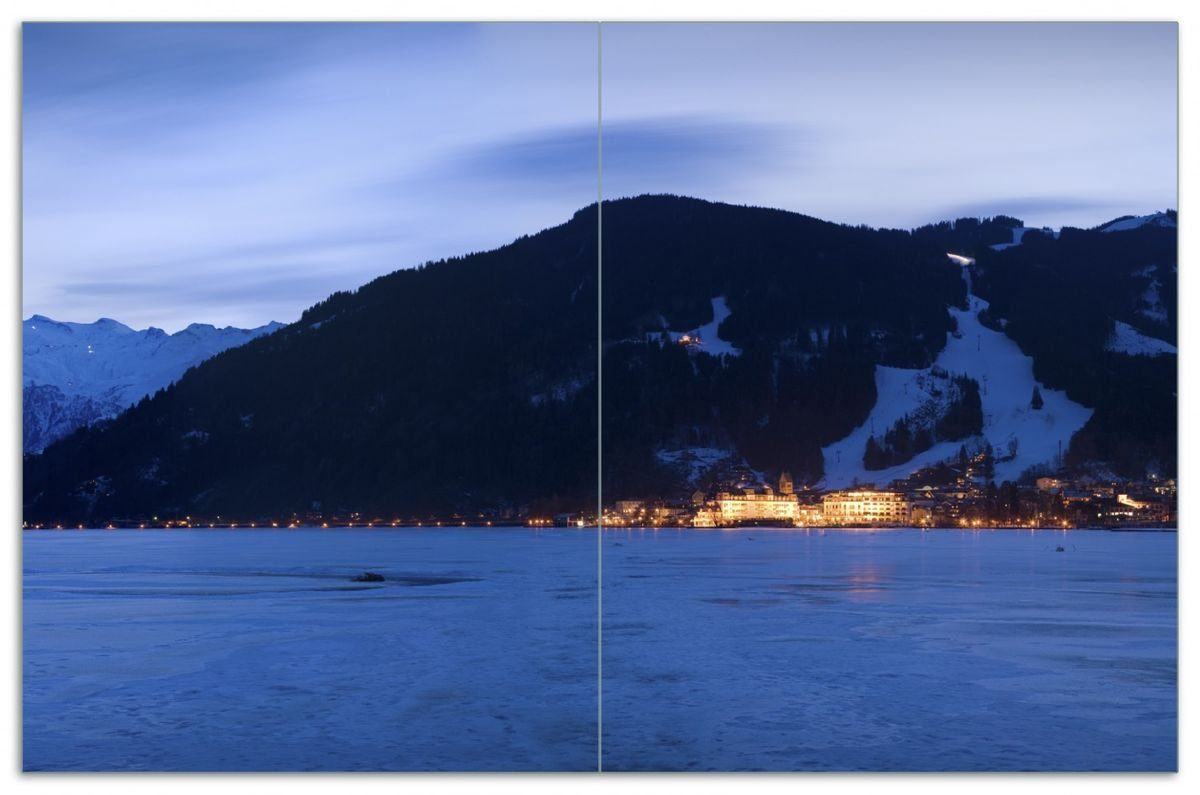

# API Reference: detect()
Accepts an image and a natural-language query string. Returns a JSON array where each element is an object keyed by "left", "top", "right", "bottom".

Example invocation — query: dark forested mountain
[
  {"left": 600, "top": 196, "right": 968, "bottom": 498},
  {"left": 970, "top": 214, "right": 1177, "bottom": 476},
  {"left": 23, "top": 195, "right": 1176, "bottom": 523},
  {"left": 25, "top": 208, "right": 600, "bottom": 523},
  {"left": 599, "top": 197, "right": 1175, "bottom": 498}
]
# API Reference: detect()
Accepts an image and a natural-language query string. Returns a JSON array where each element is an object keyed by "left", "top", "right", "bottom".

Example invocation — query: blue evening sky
[
  {"left": 602, "top": 23, "right": 1176, "bottom": 229},
  {"left": 23, "top": 23, "right": 598, "bottom": 330},
  {"left": 23, "top": 22, "right": 1176, "bottom": 330}
]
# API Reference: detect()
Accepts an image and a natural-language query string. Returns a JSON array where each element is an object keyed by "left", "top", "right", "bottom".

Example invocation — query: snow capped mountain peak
[
  {"left": 23, "top": 315, "right": 283, "bottom": 453},
  {"left": 93, "top": 317, "right": 134, "bottom": 332}
]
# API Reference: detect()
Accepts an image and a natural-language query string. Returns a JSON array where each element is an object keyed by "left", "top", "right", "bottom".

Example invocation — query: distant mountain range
[
  {"left": 22, "top": 197, "right": 1176, "bottom": 523},
  {"left": 23, "top": 316, "right": 283, "bottom": 453}
]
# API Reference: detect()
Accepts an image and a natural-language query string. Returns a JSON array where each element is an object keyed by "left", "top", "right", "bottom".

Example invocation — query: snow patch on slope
[
  {"left": 989, "top": 226, "right": 1054, "bottom": 251},
  {"left": 653, "top": 295, "right": 742, "bottom": 357},
  {"left": 1107, "top": 321, "right": 1176, "bottom": 357},
  {"left": 1131, "top": 265, "right": 1170, "bottom": 325},
  {"left": 821, "top": 281, "right": 1092, "bottom": 488},
  {"left": 656, "top": 446, "right": 738, "bottom": 486},
  {"left": 1099, "top": 212, "right": 1176, "bottom": 234},
  {"left": 528, "top": 374, "right": 591, "bottom": 406}
]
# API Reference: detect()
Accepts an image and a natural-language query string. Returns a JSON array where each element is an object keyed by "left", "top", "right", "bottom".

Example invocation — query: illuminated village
[
  {"left": 22, "top": 466, "right": 1176, "bottom": 531},
  {"left": 602, "top": 464, "right": 1176, "bottom": 531}
]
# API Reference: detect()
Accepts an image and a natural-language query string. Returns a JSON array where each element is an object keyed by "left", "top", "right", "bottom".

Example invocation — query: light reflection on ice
[{"left": 601, "top": 527, "right": 1176, "bottom": 771}]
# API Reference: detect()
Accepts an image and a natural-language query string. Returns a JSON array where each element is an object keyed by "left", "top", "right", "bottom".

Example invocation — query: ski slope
[{"left": 821, "top": 262, "right": 1092, "bottom": 487}]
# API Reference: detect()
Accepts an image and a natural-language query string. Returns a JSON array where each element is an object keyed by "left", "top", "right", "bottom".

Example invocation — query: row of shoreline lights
[
  {"left": 28, "top": 519, "right": 498, "bottom": 529},
  {"left": 32, "top": 521, "right": 1075, "bottom": 533}
]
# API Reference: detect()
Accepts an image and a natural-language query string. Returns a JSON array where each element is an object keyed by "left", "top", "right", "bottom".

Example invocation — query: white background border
[{"left": 1, "top": 1, "right": 1192, "bottom": 793}]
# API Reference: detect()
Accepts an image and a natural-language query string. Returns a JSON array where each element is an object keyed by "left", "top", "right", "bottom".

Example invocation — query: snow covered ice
[
  {"left": 24, "top": 527, "right": 1175, "bottom": 771},
  {"left": 23, "top": 528, "right": 597, "bottom": 771},
  {"left": 601, "top": 527, "right": 1176, "bottom": 771}
]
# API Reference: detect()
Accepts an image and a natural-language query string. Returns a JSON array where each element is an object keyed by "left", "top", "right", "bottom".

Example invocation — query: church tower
[{"left": 778, "top": 471, "right": 794, "bottom": 496}]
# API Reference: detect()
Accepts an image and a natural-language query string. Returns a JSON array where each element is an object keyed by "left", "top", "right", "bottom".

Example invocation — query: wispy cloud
[
  {"left": 367, "top": 114, "right": 802, "bottom": 209},
  {"left": 454, "top": 115, "right": 794, "bottom": 186},
  {"left": 602, "top": 23, "right": 1176, "bottom": 229},
  {"left": 23, "top": 23, "right": 597, "bottom": 331}
]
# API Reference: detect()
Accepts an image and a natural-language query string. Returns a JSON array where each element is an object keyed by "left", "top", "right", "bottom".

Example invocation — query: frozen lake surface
[
  {"left": 601, "top": 527, "right": 1176, "bottom": 771},
  {"left": 24, "top": 528, "right": 598, "bottom": 771},
  {"left": 25, "top": 527, "right": 1175, "bottom": 771}
]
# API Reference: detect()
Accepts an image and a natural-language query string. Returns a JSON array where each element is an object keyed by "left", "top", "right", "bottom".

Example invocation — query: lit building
[
  {"left": 910, "top": 499, "right": 936, "bottom": 525},
  {"left": 1036, "top": 477, "right": 1064, "bottom": 492},
  {"left": 821, "top": 490, "right": 911, "bottom": 526},
  {"left": 614, "top": 500, "right": 646, "bottom": 518},
  {"left": 652, "top": 505, "right": 690, "bottom": 522},
  {"left": 714, "top": 486, "right": 800, "bottom": 524},
  {"left": 796, "top": 502, "right": 824, "bottom": 527}
]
